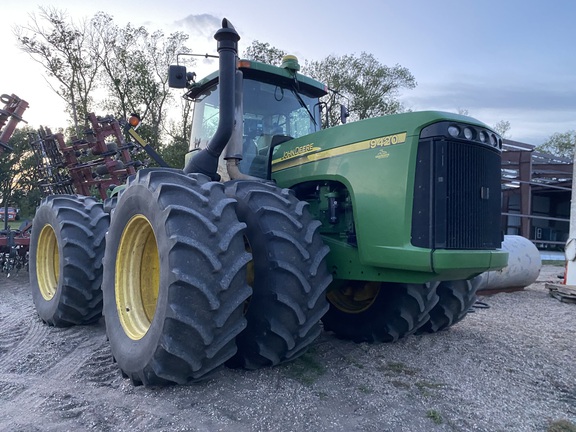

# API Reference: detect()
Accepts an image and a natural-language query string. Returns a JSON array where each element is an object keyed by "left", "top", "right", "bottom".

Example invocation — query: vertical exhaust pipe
[{"left": 183, "top": 18, "right": 240, "bottom": 180}]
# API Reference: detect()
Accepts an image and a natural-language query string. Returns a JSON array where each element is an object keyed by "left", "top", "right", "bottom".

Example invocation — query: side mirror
[
  {"left": 168, "top": 65, "right": 188, "bottom": 88},
  {"left": 340, "top": 104, "right": 350, "bottom": 124}
]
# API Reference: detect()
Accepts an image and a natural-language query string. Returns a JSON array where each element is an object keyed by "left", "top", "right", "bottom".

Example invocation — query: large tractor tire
[
  {"left": 29, "top": 195, "right": 108, "bottom": 327},
  {"left": 225, "top": 181, "right": 331, "bottom": 369},
  {"left": 322, "top": 281, "right": 439, "bottom": 343},
  {"left": 417, "top": 279, "right": 477, "bottom": 333},
  {"left": 102, "top": 169, "right": 251, "bottom": 386}
]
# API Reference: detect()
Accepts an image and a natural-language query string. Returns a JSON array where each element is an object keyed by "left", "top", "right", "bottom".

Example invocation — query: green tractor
[{"left": 29, "top": 19, "right": 507, "bottom": 386}]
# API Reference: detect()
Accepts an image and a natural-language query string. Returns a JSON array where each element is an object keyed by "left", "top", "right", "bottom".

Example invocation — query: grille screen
[{"left": 411, "top": 138, "right": 502, "bottom": 250}]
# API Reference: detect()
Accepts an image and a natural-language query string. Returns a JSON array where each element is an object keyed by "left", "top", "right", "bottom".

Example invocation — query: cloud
[
  {"left": 405, "top": 79, "right": 576, "bottom": 113},
  {"left": 400, "top": 76, "right": 576, "bottom": 145},
  {"left": 175, "top": 14, "right": 221, "bottom": 40}
]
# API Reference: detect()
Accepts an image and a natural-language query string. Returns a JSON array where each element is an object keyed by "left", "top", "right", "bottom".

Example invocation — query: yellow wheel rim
[
  {"left": 36, "top": 224, "right": 60, "bottom": 301},
  {"left": 327, "top": 281, "right": 381, "bottom": 313},
  {"left": 115, "top": 215, "right": 160, "bottom": 340}
]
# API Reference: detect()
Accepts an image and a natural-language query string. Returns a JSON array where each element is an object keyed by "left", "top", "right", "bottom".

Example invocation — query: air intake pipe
[{"left": 183, "top": 18, "right": 240, "bottom": 180}]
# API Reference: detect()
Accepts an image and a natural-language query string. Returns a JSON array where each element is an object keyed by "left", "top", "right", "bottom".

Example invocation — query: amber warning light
[{"left": 128, "top": 113, "right": 141, "bottom": 128}]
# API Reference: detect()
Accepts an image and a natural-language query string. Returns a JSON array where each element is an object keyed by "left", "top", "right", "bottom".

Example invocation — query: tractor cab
[{"left": 171, "top": 57, "right": 327, "bottom": 179}]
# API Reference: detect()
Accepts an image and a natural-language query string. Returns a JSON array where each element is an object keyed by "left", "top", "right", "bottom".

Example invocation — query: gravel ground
[{"left": 0, "top": 265, "right": 574, "bottom": 432}]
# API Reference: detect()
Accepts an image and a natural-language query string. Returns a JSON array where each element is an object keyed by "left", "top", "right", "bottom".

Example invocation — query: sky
[{"left": 1, "top": 0, "right": 574, "bottom": 145}]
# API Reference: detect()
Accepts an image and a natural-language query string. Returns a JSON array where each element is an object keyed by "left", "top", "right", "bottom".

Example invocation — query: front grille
[{"left": 411, "top": 138, "right": 502, "bottom": 250}]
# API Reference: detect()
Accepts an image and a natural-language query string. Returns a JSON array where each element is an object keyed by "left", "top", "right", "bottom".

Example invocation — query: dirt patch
[{"left": 0, "top": 267, "right": 574, "bottom": 431}]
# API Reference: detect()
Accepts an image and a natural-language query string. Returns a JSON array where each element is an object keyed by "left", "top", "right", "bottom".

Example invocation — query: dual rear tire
[
  {"left": 29, "top": 195, "right": 108, "bottom": 326},
  {"left": 322, "top": 280, "right": 439, "bottom": 343},
  {"left": 225, "top": 181, "right": 331, "bottom": 369},
  {"left": 322, "top": 277, "right": 477, "bottom": 342},
  {"left": 102, "top": 169, "right": 251, "bottom": 385},
  {"left": 102, "top": 172, "right": 330, "bottom": 384},
  {"left": 417, "top": 279, "right": 478, "bottom": 333}
]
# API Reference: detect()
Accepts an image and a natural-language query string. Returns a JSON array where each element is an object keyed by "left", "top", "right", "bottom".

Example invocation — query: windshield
[{"left": 189, "top": 77, "right": 320, "bottom": 177}]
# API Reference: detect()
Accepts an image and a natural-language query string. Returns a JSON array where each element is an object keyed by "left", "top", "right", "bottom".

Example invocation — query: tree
[
  {"left": 0, "top": 127, "right": 39, "bottom": 219},
  {"left": 14, "top": 7, "right": 101, "bottom": 133},
  {"left": 91, "top": 12, "right": 190, "bottom": 148},
  {"left": 243, "top": 41, "right": 286, "bottom": 66},
  {"left": 243, "top": 42, "right": 416, "bottom": 126},
  {"left": 160, "top": 98, "right": 193, "bottom": 169},
  {"left": 305, "top": 53, "right": 416, "bottom": 125},
  {"left": 493, "top": 120, "right": 511, "bottom": 139},
  {"left": 536, "top": 130, "right": 576, "bottom": 159}
]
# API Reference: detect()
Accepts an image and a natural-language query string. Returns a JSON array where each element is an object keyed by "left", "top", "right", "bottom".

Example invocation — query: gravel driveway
[{"left": 0, "top": 265, "right": 574, "bottom": 431}]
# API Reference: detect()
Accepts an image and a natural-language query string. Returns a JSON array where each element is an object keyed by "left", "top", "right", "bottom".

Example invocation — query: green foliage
[
  {"left": 0, "top": 127, "right": 40, "bottom": 218},
  {"left": 15, "top": 7, "right": 192, "bottom": 149},
  {"left": 243, "top": 41, "right": 416, "bottom": 127},
  {"left": 378, "top": 361, "right": 419, "bottom": 376},
  {"left": 160, "top": 98, "right": 193, "bottom": 169},
  {"left": 14, "top": 7, "right": 100, "bottom": 133},
  {"left": 92, "top": 12, "right": 191, "bottom": 148},
  {"left": 159, "top": 136, "right": 188, "bottom": 169},
  {"left": 305, "top": 53, "right": 416, "bottom": 126},
  {"left": 548, "top": 419, "right": 576, "bottom": 432},
  {"left": 536, "top": 130, "right": 576, "bottom": 159},
  {"left": 243, "top": 40, "right": 287, "bottom": 66},
  {"left": 15, "top": 7, "right": 416, "bottom": 158},
  {"left": 415, "top": 380, "right": 445, "bottom": 397},
  {"left": 282, "top": 350, "right": 325, "bottom": 386},
  {"left": 426, "top": 409, "right": 443, "bottom": 425}
]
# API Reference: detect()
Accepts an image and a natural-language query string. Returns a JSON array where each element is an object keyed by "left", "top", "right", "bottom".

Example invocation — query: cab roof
[{"left": 185, "top": 58, "right": 328, "bottom": 100}]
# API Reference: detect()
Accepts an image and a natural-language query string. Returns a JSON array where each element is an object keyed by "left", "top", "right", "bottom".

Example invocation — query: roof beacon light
[{"left": 281, "top": 55, "right": 300, "bottom": 72}]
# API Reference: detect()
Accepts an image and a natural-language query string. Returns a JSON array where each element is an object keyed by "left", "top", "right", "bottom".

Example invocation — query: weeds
[
  {"left": 426, "top": 409, "right": 443, "bottom": 425},
  {"left": 283, "top": 351, "right": 325, "bottom": 386},
  {"left": 390, "top": 380, "right": 411, "bottom": 390},
  {"left": 341, "top": 354, "right": 364, "bottom": 369},
  {"left": 416, "top": 380, "right": 445, "bottom": 397},
  {"left": 357, "top": 384, "right": 372, "bottom": 394},
  {"left": 548, "top": 419, "right": 576, "bottom": 432},
  {"left": 378, "top": 361, "right": 419, "bottom": 376}
]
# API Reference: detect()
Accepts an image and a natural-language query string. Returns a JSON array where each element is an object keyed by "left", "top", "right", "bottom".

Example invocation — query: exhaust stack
[{"left": 183, "top": 18, "right": 240, "bottom": 180}]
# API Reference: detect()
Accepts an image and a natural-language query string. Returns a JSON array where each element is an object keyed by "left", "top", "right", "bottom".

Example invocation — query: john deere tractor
[{"left": 29, "top": 19, "right": 507, "bottom": 386}]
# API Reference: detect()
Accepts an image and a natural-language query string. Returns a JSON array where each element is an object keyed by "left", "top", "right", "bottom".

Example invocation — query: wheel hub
[
  {"left": 116, "top": 215, "right": 160, "bottom": 340},
  {"left": 327, "top": 281, "right": 380, "bottom": 313},
  {"left": 36, "top": 224, "right": 59, "bottom": 301}
]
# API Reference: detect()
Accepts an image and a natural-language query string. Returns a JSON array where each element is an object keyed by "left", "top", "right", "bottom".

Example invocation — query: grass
[
  {"left": 0, "top": 220, "right": 20, "bottom": 229},
  {"left": 548, "top": 420, "right": 576, "bottom": 432},
  {"left": 283, "top": 351, "right": 326, "bottom": 386},
  {"left": 542, "top": 260, "right": 566, "bottom": 267},
  {"left": 426, "top": 409, "right": 443, "bottom": 425},
  {"left": 315, "top": 391, "right": 328, "bottom": 400},
  {"left": 415, "top": 380, "right": 445, "bottom": 397},
  {"left": 341, "top": 354, "right": 364, "bottom": 369},
  {"left": 378, "top": 361, "right": 419, "bottom": 376},
  {"left": 357, "top": 384, "right": 372, "bottom": 394},
  {"left": 390, "top": 380, "right": 411, "bottom": 390}
]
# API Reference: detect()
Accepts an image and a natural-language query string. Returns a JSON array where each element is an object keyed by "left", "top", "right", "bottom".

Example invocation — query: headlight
[
  {"left": 448, "top": 125, "right": 460, "bottom": 137},
  {"left": 478, "top": 131, "right": 487, "bottom": 143},
  {"left": 463, "top": 127, "right": 473, "bottom": 140},
  {"left": 490, "top": 134, "right": 497, "bottom": 147}
]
